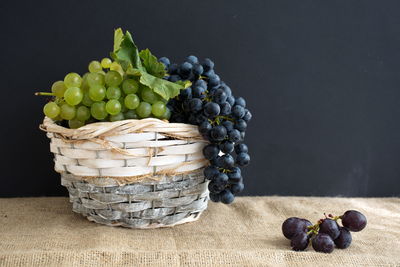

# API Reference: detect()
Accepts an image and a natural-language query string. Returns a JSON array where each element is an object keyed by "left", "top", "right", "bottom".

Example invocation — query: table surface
[{"left": 0, "top": 196, "right": 399, "bottom": 267}]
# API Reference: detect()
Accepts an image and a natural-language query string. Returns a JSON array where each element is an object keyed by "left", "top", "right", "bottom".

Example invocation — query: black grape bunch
[
  {"left": 282, "top": 210, "right": 367, "bottom": 253},
  {"left": 159, "top": 55, "right": 252, "bottom": 204}
]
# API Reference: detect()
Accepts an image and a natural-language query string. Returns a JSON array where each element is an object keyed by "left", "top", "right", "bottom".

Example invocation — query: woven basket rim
[{"left": 40, "top": 117, "right": 203, "bottom": 141}]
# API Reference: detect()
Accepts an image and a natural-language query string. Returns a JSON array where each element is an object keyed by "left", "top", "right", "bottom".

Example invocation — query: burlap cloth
[{"left": 0, "top": 197, "right": 399, "bottom": 267}]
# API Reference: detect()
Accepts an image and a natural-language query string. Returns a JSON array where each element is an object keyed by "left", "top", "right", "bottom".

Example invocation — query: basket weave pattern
[{"left": 42, "top": 118, "right": 210, "bottom": 228}]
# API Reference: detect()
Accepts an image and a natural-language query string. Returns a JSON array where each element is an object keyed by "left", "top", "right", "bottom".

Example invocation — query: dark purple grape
[
  {"left": 228, "top": 129, "right": 241, "bottom": 142},
  {"left": 236, "top": 152, "right": 250, "bottom": 166},
  {"left": 312, "top": 233, "right": 335, "bottom": 253},
  {"left": 204, "top": 102, "right": 220, "bottom": 117},
  {"left": 208, "top": 180, "right": 226, "bottom": 193},
  {"left": 202, "top": 58, "right": 214, "bottom": 71},
  {"left": 213, "top": 89, "right": 227, "bottom": 104},
  {"left": 220, "top": 102, "right": 231, "bottom": 115},
  {"left": 282, "top": 217, "right": 309, "bottom": 239},
  {"left": 219, "top": 154, "right": 235, "bottom": 168},
  {"left": 227, "top": 95, "right": 235, "bottom": 106},
  {"left": 222, "top": 120, "right": 234, "bottom": 131},
  {"left": 169, "top": 75, "right": 181, "bottom": 82},
  {"left": 159, "top": 57, "right": 170, "bottom": 68},
  {"left": 235, "top": 143, "right": 248, "bottom": 154},
  {"left": 192, "top": 64, "right": 204, "bottom": 76},
  {"left": 243, "top": 110, "right": 252, "bottom": 122},
  {"left": 230, "top": 182, "right": 244, "bottom": 194},
  {"left": 209, "top": 192, "right": 221, "bottom": 202},
  {"left": 232, "top": 105, "right": 245, "bottom": 119},
  {"left": 319, "top": 219, "right": 340, "bottom": 240},
  {"left": 291, "top": 232, "right": 310, "bottom": 251},
  {"left": 203, "top": 144, "right": 219, "bottom": 160},
  {"left": 220, "top": 189, "right": 235, "bottom": 204},
  {"left": 228, "top": 167, "right": 241, "bottom": 183},
  {"left": 334, "top": 227, "right": 352, "bottom": 249},
  {"left": 235, "top": 97, "right": 246, "bottom": 107},
  {"left": 208, "top": 74, "right": 221, "bottom": 87},
  {"left": 234, "top": 119, "right": 247, "bottom": 132},
  {"left": 194, "top": 79, "right": 207, "bottom": 89},
  {"left": 220, "top": 141, "right": 234, "bottom": 153},
  {"left": 198, "top": 121, "right": 212, "bottom": 135},
  {"left": 189, "top": 98, "right": 203, "bottom": 112},
  {"left": 341, "top": 210, "right": 367, "bottom": 232},
  {"left": 179, "top": 62, "right": 193, "bottom": 76},
  {"left": 220, "top": 84, "right": 232, "bottom": 96},
  {"left": 204, "top": 165, "right": 219, "bottom": 180},
  {"left": 168, "top": 63, "right": 178, "bottom": 74},
  {"left": 210, "top": 125, "right": 227, "bottom": 142},
  {"left": 186, "top": 55, "right": 199, "bottom": 65}
]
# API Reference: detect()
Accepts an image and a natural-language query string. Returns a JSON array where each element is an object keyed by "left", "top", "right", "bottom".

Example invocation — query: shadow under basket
[
  {"left": 41, "top": 117, "right": 210, "bottom": 229},
  {"left": 61, "top": 169, "right": 209, "bottom": 229}
]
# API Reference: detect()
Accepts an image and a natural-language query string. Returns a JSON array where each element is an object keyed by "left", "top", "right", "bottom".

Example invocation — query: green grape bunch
[{"left": 36, "top": 28, "right": 191, "bottom": 129}]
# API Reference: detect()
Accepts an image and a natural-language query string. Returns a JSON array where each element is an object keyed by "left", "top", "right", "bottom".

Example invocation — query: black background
[{"left": 1, "top": 0, "right": 399, "bottom": 197}]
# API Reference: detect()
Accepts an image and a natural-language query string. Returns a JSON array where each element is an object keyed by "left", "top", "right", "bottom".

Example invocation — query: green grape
[
  {"left": 88, "top": 60, "right": 102, "bottom": 73},
  {"left": 110, "top": 62, "right": 122, "bottom": 72},
  {"left": 141, "top": 87, "right": 160, "bottom": 104},
  {"left": 51, "top": 81, "right": 67, "bottom": 98},
  {"left": 43, "top": 102, "right": 60, "bottom": 119},
  {"left": 151, "top": 101, "right": 166, "bottom": 118},
  {"left": 101, "top": 58, "right": 112, "bottom": 68},
  {"left": 119, "top": 99, "right": 128, "bottom": 113},
  {"left": 105, "top": 71, "right": 123, "bottom": 87},
  {"left": 81, "top": 72, "right": 90, "bottom": 91},
  {"left": 60, "top": 104, "right": 76, "bottom": 120},
  {"left": 76, "top": 106, "right": 91, "bottom": 121},
  {"left": 64, "top": 73, "right": 82, "bottom": 88},
  {"left": 89, "top": 85, "right": 106, "bottom": 101},
  {"left": 105, "top": 99, "right": 122, "bottom": 115},
  {"left": 136, "top": 102, "right": 152, "bottom": 118},
  {"left": 82, "top": 92, "right": 94, "bottom": 107},
  {"left": 122, "top": 79, "right": 139, "bottom": 94},
  {"left": 91, "top": 101, "right": 108, "bottom": 120},
  {"left": 160, "top": 107, "right": 171, "bottom": 120},
  {"left": 110, "top": 113, "right": 124, "bottom": 122},
  {"left": 98, "top": 70, "right": 106, "bottom": 75},
  {"left": 68, "top": 119, "right": 85, "bottom": 129},
  {"left": 87, "top": 72, "right": 105, "bottom": 87},
  {"left": 64, "top": 87, "right": 83, "bottom": 106},
  {"left": 124, "top": 94, "right": 140, "bottom": 109},
  {"left": 106, "top": 86, "right": 122, "bottom": 100},
  {"left": 124, "top": 109, "right": 138, "bottom": 119}
]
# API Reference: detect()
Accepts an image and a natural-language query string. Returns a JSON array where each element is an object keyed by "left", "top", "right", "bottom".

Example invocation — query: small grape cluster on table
[{"left": 282, "top": 210, "right": 367, "bottom": 253}]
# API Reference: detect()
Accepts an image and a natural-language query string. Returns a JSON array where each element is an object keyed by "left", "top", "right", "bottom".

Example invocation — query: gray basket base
[{"left": 62, "top": 169, "right": 209, "bottom": 229}]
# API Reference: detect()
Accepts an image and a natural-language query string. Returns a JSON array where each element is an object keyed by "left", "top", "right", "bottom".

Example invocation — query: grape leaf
[
  {"left": 111, "top": 28, "right": 144, "bottom": 71},
  {"left": 175, "top": 80, "right": 192, "bottom": 89},
  {"left": 139, "top": 72, "right": 185, "bottom": 100},
  {"left": 139, "top": 49, "right": 166, "bottom": 78}
]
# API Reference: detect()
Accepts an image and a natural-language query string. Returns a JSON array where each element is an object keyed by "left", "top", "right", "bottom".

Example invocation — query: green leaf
[
  {"left": 111, "top": 29, "right": 144, "bottom": 71},
  {"left": 139, "top": 49, "right": 166, "bottom": 78},
  {"left": 113, "top": 28, "right": 124, "bottom": 52},
  {"left": 139, "top": 71, "right": 185, "bottom": 100}
]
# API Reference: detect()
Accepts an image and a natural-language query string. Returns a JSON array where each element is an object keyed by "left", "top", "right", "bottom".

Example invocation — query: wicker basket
[{"left": 41, "top": 117, "right": 210, "bottom": 229}]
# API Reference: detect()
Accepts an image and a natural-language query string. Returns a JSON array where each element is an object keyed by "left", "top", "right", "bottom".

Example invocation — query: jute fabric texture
[{"left": 0, "top": 196, "right": 399, "bottom": 266}]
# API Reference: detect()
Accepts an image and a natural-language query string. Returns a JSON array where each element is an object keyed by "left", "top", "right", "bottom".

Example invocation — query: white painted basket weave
[{"left": 41, "top": 117, "right": 210, "bottom": 229}]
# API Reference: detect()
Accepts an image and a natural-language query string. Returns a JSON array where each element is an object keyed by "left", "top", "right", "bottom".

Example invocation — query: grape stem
[{"left": 35, "top": 92, "right": 55, "bottom": 96}]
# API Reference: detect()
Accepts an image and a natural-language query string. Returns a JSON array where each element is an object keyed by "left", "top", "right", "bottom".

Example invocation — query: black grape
[
  {"left": 189, "top": 98, "right": 203, "bottom": 112},
  {"left": 228, "top": 129, "right": 241, "bottom": 142},
  {"left": 235, "top": 97, "right": 246, "bottom": 107},
  {"left": 319, "top": 219, "right": 340, "bottom": 240},
  {"left": 220, "top": 141, "right": 234, "bottom": 154},
  {"left": 202, "top": 58, "right": 214, "bottom": 71},
  {"left": 213, "top": 89, "right": 228, "bottom": 104},
  {"left": 334, "top": 227, "right": 352, "bottom": 249},
  {"left": 159, "top": 57, "right": 170, "bottom": 68},
  {"left": 232, "top": 105, "right": 245, "bottom": 119},
  {"left": 236, "top": 152, "right": 250, "bottom": 166},
  {"left": 204, "top": 102, "right": 220, "bottom": 117},
  {"left": 193, "top": 64, "right": 204, "bottom": 76},
  {"left": 235, "top": 143, "right": 248, "bottom": 154},
  {"left": 341, "top": 210, "right": 367, "bottom": 232},
  {"left": 210, "top": 125, "right": 227, "bottom": 142},
  {"left": 228, "top": 167, "right": 242, "bottom": 183},
  {"left": 234, "top": 119, "right": 247, "bottom": 132},
  {"left": 282, "top": 217, "right": 309, "bottom": 239},
  {"left": 220, "top": 189, "right": 235, "bottom": 204},
  {"left": 312, "top": 233, "right": 335, "bottom": 253},
  {"left": 230, "top": 182, "right": 244, "bottom": 194},
  {"left": 209, "top": 192, "right": 221, "bottom": 202},
  {"left": 204, "top": 165, "right": 220, "bottom": 180},
  {"left": 291, "top": 232, "right": 310, "bottom": 251},
  {"left": 186, "top": 55, "right": 199, "bottom": 64},
  {"left": 203, "top": 144, "right": 219, "bottom": 160},
  {"left": 219, "top": 154, "right": 235, "bottom": 168}
]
